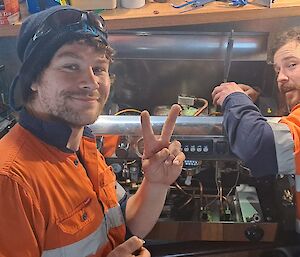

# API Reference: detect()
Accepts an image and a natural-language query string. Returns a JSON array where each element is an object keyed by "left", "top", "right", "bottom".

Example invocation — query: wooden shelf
[
  {"left": 103, "top": 0, "right": 300, "bottom": 30},
  {"left": 1, "top": 0, "right": 300, "bottom": 37}
]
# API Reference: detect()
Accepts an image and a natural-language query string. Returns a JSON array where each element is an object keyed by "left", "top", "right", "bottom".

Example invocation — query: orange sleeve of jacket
[
  {"left": 101, "top": 135, "right": 119, "bottom": 157},
  {"left": 0, "top": 173, "right": 45, "bottom": 257}
]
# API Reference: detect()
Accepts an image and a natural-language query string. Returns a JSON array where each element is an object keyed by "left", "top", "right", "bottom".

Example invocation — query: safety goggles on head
[{"left": 32, "top": 8, "right": 108, "bottom": 45}]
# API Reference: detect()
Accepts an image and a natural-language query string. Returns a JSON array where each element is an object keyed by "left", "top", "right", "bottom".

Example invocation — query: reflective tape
[
  {"left": 42, "top": 205, "right": 124, "bottom": 257},
  {"left": 268, "top": 122, "right": 295, "bottom": 174},
  {"left": 116, "top": 182, "right": 127, "bottom": 202},
  {"left": 296, "top": 175, "right": 300, "bottom": 192}
]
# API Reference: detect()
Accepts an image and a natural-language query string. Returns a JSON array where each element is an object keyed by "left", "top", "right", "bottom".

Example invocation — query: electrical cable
[
  {"left": 193, "top": 98, "right": 209, "bottom": 116},
  {"left": 114, "top": 108, "right": 142, "bottom": 116},
  {"left": 226, "top": 171, "right": 240, "bottom": 198},
  {"left": 203, "top": 161, "right": 222, "bottom": 209},
  {"left": 134, "top": 137, "right": 144, "bottom": 158},
  {"left": 174, "top": 181, "right": 195, "bottom": 210}
]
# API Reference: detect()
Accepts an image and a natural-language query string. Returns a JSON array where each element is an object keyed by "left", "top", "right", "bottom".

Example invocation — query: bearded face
[{"left": 28, "top": 41, "right": 111, "bottom": 127}]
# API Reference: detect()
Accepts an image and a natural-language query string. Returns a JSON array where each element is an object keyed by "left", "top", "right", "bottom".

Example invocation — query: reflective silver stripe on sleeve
[
  {"left": 116, "top": 181, "right": 126, "bottom": 202},
  {"left": 106, "top": 202, "right": 126, "bottom": 228},
  {"left": 296, "top": 175, "right": 300, "bottom": 194},
  {"left": 267, "top": 121, "right": 295, "bottom": 174},
  {"left": 42, "top": 205, "right": 124, "bottom": 257}
]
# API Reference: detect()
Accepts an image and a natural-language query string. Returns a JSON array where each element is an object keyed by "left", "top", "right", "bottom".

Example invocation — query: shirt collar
[
  {"left": 19, "top": 108, "right": 95, "bottom": 153},
  {"left": 291, "top": 103, "right": 300, "bottom": 113}
]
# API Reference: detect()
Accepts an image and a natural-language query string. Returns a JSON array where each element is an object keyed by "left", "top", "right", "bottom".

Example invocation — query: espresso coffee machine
[{"left": 87, "top": 27, "right": 297, "bottom": 249}]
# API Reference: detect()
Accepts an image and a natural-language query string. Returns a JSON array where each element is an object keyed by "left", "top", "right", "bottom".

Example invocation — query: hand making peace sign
[{"left": 140, "top": 104, "right": 185, "bottom": 186}]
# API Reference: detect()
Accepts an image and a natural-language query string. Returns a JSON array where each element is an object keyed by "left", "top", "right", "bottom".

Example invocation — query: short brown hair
[{"left": 268, "top": 26, "right": 300, "bottom": 62}]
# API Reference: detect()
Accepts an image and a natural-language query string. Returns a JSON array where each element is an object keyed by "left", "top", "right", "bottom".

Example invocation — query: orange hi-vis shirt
[{"left": 0, "top": 110, "right": 126, "bottom": 257}]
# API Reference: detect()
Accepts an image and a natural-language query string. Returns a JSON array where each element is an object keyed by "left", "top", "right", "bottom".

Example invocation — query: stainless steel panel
[
  {"left": 89, "top": 115, "right": 280, "bottom": 136},
  {"left": 89, "top": 115, "right": 224, "bottom": 136},
  {"left": 109, "top": 31, "right": 267, "bottom": 61}
]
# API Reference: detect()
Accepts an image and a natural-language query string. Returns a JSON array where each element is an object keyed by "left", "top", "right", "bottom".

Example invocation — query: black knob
[
  {"left": 244, "top": 225, "right": 264, "bottom": 242},
  {"left": 215, "top": 141, "right": 228, "bottom": 154}
]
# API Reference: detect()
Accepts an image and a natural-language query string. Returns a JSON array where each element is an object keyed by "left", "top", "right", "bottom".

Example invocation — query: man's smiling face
[{"left": 28, "top": 40, "right": 111, "bottom": 127}]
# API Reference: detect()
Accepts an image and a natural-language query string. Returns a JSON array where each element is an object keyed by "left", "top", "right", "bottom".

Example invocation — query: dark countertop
[{"left": 146, "top": 232, "right": 300, "bottom": 257}]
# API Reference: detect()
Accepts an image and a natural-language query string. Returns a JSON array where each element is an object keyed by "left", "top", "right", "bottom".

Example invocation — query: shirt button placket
[
  {"left": 74, "top": 159, "right": 79, "bottom": 166},
  {"left": 82, "top": 212, "right": 88, "bottom": 221}
]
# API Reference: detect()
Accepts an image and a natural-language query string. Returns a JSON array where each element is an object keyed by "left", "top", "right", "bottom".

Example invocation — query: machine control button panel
[
  {"left": 181, "top": 139, "right": 213, "bottom": 155},
  {"left": 175, "top": 137, "right": 237, "bottom": 160}
]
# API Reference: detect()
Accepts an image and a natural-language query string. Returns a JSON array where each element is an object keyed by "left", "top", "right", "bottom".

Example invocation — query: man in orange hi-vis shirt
[
  {"left": 212, "top": 27, "right": 300, "bottom": 234},
  {"left": 0, "top": 5, "right": 185, "bottom": 257}
]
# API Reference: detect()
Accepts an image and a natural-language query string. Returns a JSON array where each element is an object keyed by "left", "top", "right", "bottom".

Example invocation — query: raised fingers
[
  {"left": 141, "top": 110, "right": 156, "bottom": 157},
  {"left": 160, "top": 104, "right": 181, "bottom": 145}
]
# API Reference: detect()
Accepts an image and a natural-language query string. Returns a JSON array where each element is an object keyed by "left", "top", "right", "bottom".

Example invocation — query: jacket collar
[{"left": 19, "top": 108, "right": 95, "bottom": 153}]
